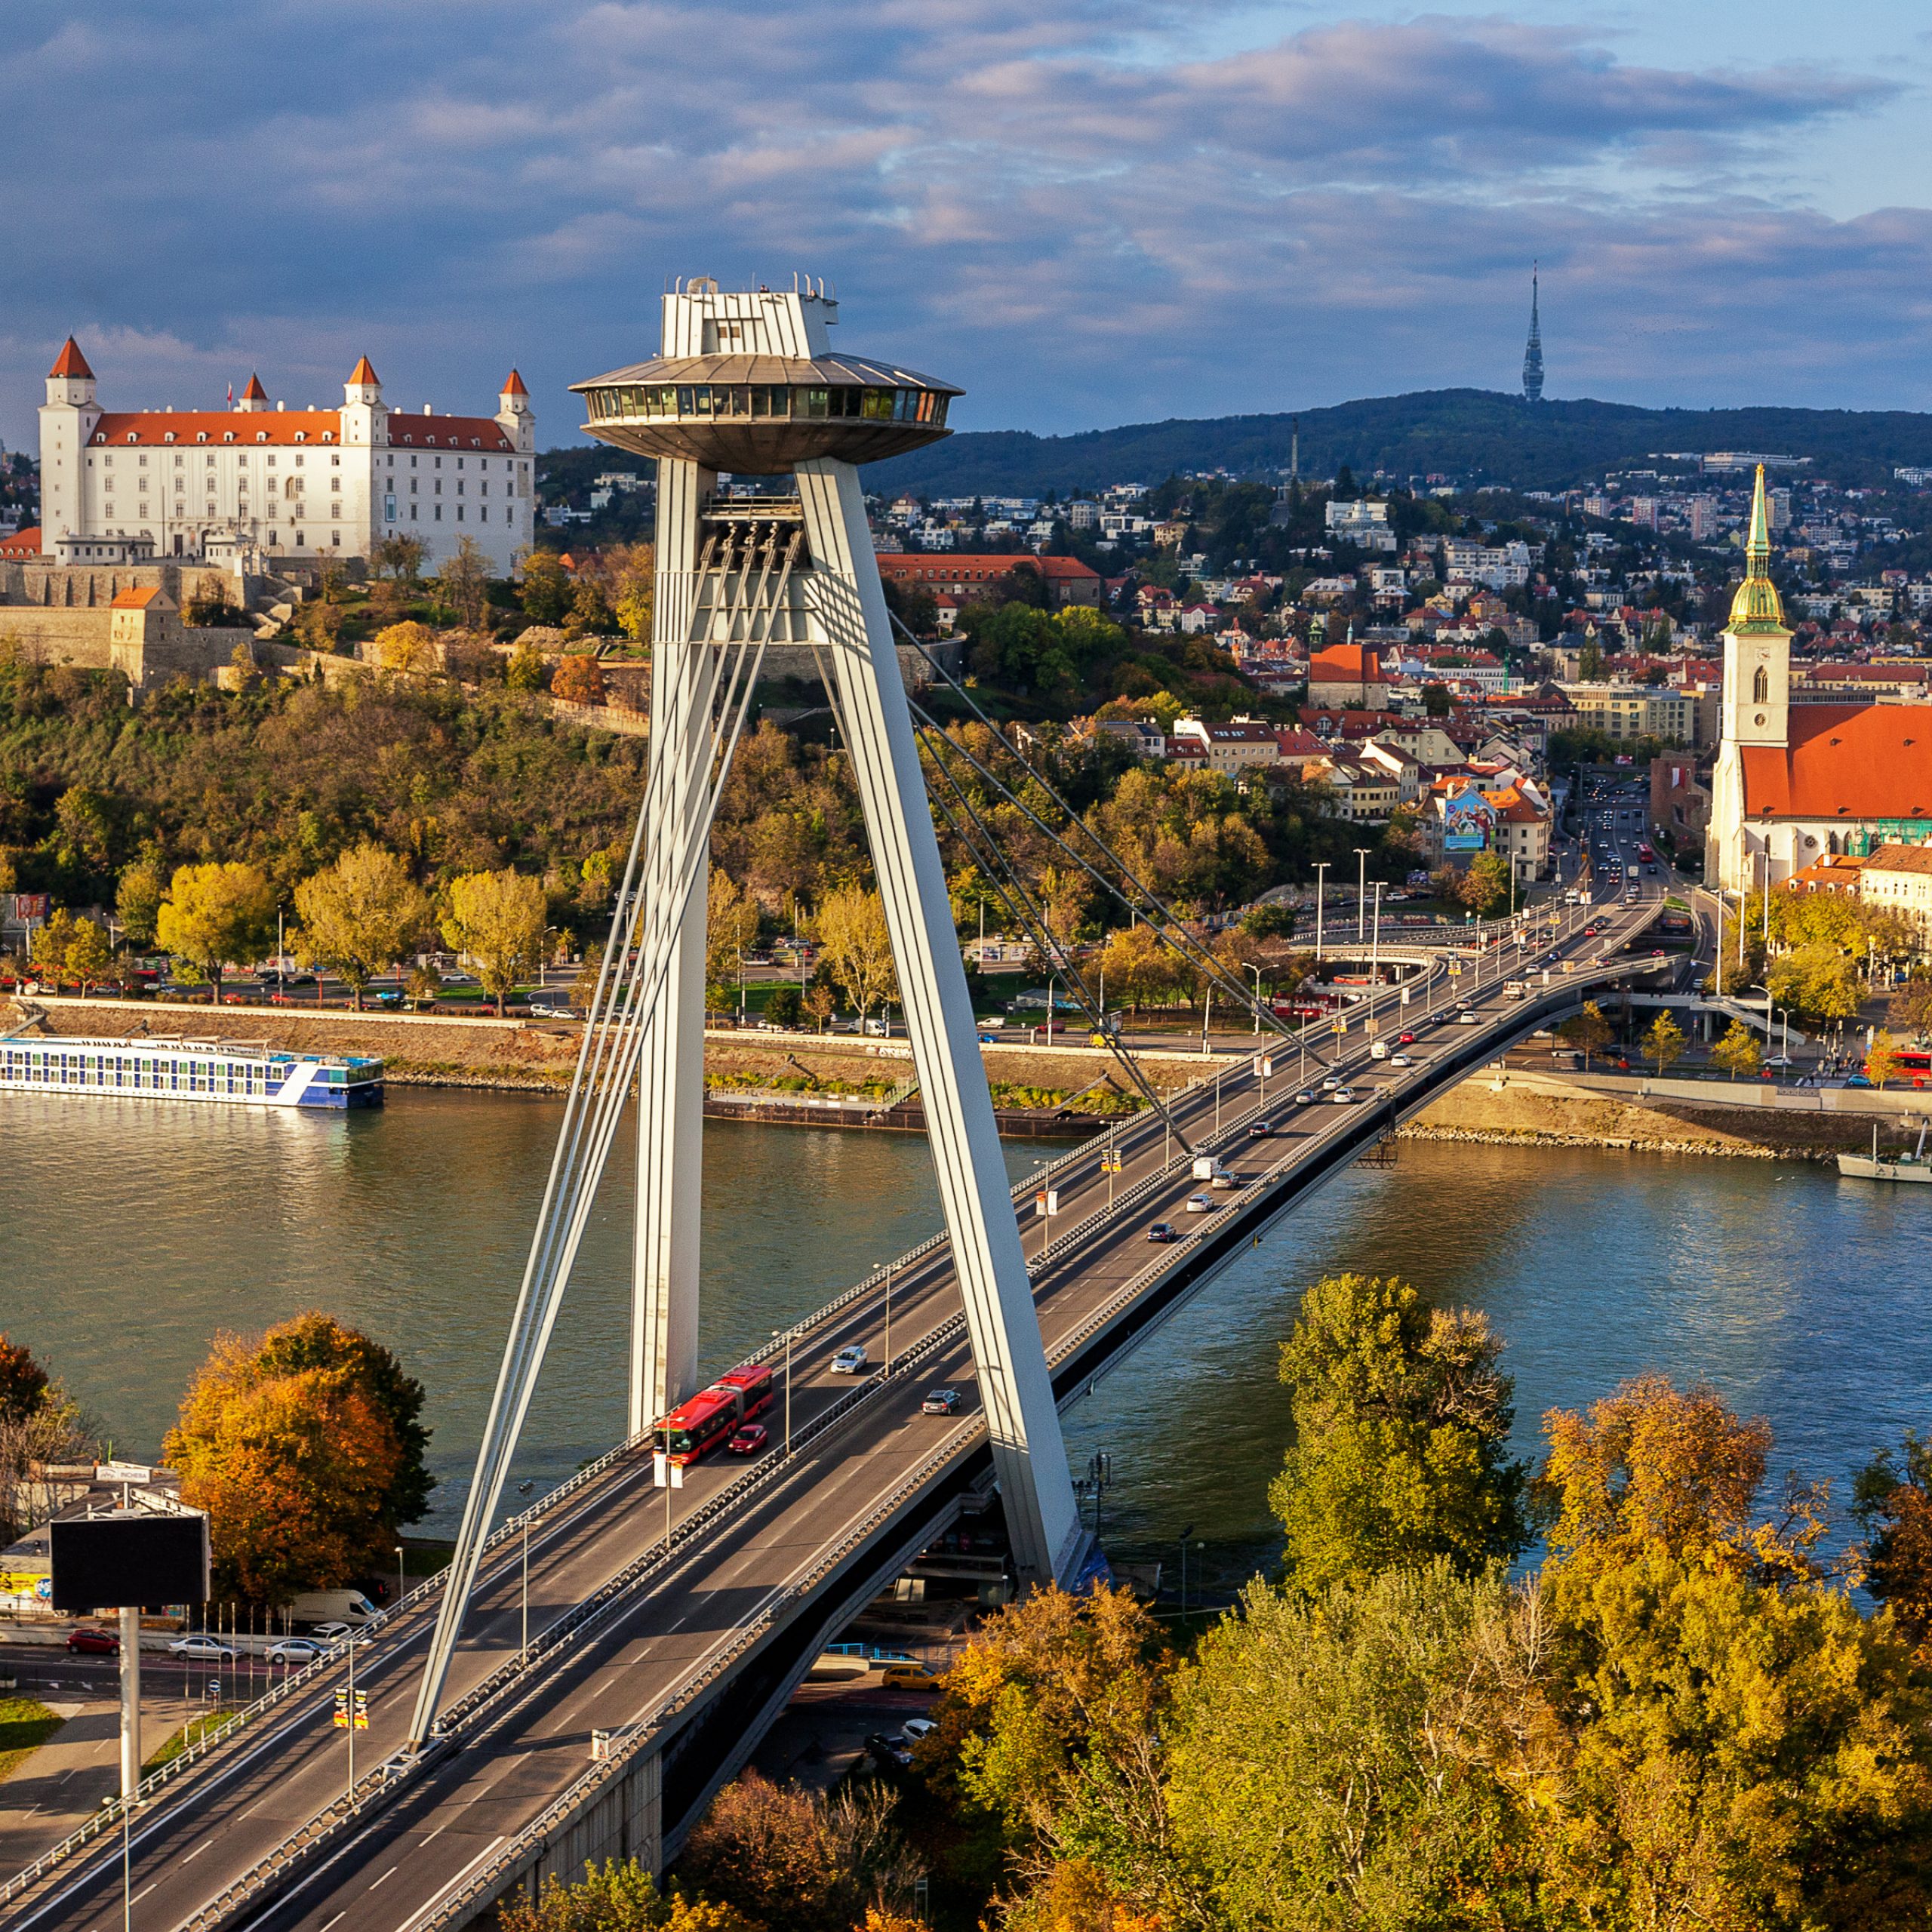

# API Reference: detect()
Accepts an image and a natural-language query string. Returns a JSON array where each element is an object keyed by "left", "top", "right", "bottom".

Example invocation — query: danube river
[{"left": 6, "top": 1088, "right": 1929, "bottom": 1589}]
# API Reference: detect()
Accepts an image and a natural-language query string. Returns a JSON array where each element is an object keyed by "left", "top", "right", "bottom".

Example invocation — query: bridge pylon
[{"left": 404, "top": 279, "right": 1088, "bottom": 1749}]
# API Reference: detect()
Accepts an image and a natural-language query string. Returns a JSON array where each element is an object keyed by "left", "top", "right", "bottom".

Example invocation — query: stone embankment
[{"left": 1401, "top": 1069, "right": 1916, "bottom": 1162}]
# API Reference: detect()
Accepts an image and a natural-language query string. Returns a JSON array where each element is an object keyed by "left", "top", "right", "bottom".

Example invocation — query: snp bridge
[{"left": 2, "top": 894, "right": 1668, "bottom": 1932}]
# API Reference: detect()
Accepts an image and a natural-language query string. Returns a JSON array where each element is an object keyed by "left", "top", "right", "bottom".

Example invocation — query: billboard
[
  {"left": 1442, "top": 789, "right": 1494, "bottom": 854},
  {"left": 50, "top": 1511, "right": 210, "bottom": 1612}
]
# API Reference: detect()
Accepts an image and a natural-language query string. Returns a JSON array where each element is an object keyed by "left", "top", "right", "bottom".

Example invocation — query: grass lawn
[
  {"left": 0, "top": 1697, "right": 65, "bottom": 1782},
  {"left": 142, "top": 1711, "right": 239, "bottom": 1777}
]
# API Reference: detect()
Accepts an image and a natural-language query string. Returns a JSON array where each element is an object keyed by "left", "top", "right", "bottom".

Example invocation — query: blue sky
[{"left": 7, "top": 2, "right": 1932, "bottom": 451}]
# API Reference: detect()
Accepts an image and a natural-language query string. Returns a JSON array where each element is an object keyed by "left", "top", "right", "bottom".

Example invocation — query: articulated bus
[{"left": 654, "top": 1363, "right": 776, "bottom": 1466}]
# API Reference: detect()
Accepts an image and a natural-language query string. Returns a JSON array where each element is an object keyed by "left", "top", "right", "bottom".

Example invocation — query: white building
[
  {"left": 1324, "top": 498, "right": 1398, "bottom": 552},
  {"left": 37, "top": 339, "right": 536, "bottom": 574}
]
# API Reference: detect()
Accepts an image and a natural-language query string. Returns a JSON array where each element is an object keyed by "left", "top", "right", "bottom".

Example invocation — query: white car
[
  {"left": 1457, "top": 1011, "right": 1479, "bottom": 1025},
  {"left": 1294, "top": 1090, "right": 1316, "bottom": 1106},
  {"left": 900, "top": 1716, "right": 939, "bottom": 1746},
  {"left": 1331, "top": 1087, "right": 1357, "bottom": 1103},
  {"left": 1183, "top": 1192, "right": 1214, "bottom": 1213},
  {"left": 168, "top": 1635, "right": 236, "bottom": 1662},
  {"left": 830, "top": 1344, "right": 869, "bottom": 1374},
  {"left": 1389, "top": 1053, "right": 1412, "bottom": 1067}
]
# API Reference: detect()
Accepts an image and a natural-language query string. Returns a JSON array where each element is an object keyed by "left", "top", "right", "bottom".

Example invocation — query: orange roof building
[
  {"left": 1708, "top": 465, "right": 1932, "bottom": 892},
  {"left": 34, "top": 340, "right": 537, "bottom": 574}
]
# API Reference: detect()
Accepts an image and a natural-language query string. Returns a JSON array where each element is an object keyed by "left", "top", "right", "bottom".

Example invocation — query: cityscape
[{"left": 3, "top": 7, "right": 1932, "bottom": 1932}]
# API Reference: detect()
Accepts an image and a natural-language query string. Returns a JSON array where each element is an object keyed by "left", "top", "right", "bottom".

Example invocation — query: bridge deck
[{"left": 3, "top": 892, "right": 1676, "bottom": 1932}]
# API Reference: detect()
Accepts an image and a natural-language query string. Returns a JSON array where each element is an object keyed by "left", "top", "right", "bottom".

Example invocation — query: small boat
[{"left": 1838, "top": 1121, "right": 1932, "bottom": 1183}]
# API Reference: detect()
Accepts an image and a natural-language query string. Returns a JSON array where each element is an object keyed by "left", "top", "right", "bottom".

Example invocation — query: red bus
[
  {"left": 654, "top": 1363, "right": 776, "bottom": 1466},
  {"left": 1638, "top": 842, "right": 1656, "bottom": 863},
  {"left": 1894, "top": 1050, "right": 1932, "bottom": 1087}
]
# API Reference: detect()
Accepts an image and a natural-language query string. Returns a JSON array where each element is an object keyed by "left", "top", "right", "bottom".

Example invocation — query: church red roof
[
  {"left": 1310, "top": 642, "right": 1384, "bottom": 683},
  {"left": 1741, "top": 704, "right": 1932, "bottom": 821}
]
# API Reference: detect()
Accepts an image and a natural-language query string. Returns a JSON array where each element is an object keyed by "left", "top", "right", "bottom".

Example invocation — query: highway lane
[{"left": 9, "top": 894, "right": 1663, "bottom": 1932}]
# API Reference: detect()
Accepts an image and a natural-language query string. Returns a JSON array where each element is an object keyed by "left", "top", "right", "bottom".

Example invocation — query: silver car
[{"left": 830, "top": 1343, "right": 868, "bottom": 1374}]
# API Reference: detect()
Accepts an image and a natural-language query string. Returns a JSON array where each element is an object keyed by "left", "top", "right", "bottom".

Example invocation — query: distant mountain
[{"left": 866, "top": 388, "right": 1932, "bottom": 497}]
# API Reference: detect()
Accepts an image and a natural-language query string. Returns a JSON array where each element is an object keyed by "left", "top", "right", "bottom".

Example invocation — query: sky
[{"left": 7, "top": 1, "right": 1932, "bottom": 452}]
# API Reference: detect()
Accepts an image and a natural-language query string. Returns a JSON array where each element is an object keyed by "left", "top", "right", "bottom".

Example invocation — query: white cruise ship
[{"left": 0, "top": 1032, "right": 383, "bottom": 1109}]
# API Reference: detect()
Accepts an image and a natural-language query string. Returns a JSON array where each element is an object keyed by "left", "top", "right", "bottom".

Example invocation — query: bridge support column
[
  {"left": 630, "top": 458, "right": 712, "bottom": 1435},
  {"left": 797, "top": 457, "right": 1084, "bottom": 1589}
]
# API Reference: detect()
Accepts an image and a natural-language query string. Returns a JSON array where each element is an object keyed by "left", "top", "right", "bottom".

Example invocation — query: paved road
[{"left": 4, "top": 890, "right": 1663, "bottom": 1932}]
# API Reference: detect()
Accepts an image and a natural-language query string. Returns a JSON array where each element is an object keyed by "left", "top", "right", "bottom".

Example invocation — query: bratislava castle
[{"left": 36, "top": 339, "right": 536, "bottom": 574}]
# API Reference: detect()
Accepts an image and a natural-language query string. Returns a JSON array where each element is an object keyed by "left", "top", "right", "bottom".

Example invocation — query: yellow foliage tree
[
  {"left": 374, "top": 620, "right": 438, "bottom": 673},
  {"left": 155, "top": 860, "right": 276, "bottom": 1003},
  {"left": 811, "top": 883, "right": 897, "bottom": 1024},
  {"left": 293, "top": 842, "right": 431, "bottom": 1008},
  {"left": 441, "top": 868, "right": 546, "bottom": 1015}
]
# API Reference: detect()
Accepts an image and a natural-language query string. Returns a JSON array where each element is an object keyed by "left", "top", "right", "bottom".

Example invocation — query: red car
[
  {"left": 67, "top": 1626, "right": 118, "bottom": 1654},
  {"left": 1397, "top": 1031, "right": 1415, "bottom": 1044},
  {"left": 728, "top": 1423, "right": 769, "bottom": 1456}
]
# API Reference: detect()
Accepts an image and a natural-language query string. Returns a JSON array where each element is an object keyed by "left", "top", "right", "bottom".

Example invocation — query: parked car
[
  {"left": 921, "top": 1389, "right": 962, "bottom": 1415},
  {"left": 168, "top": 1635, "right": 236, "bottom": 1662},
  {"left": 727, "top": 1423, "right": 769, "bottom": 1455},
  {"left": 66, "top": 1626, "right": 118, "bottom": 1655},
  {"left": 266, "top": 1638, "right": 326, "bottom": 1666},
  {"left": 866, "top": 1731, "right": 912, "bottom": 1771},
  {"left": 830, "top": 1343, "right": 868, "bottom": 1374},
  {"left": 309, "top": 1621, "right": 358, "bottom": 1646},
  {"left": 1183, "top": 1192, "right": 1214, "bottom": 1213},
  {"left": 1146, "top": 1221, "right": 1177, "bottom": 1242},
  {"left": 881, "top": 1661, "right": 943, "bottom": 1692},
  {"left": 527, "top": 999, "right": 577, "bottom": 1020},
  {"left": 900, "top": 1715, "right": 940, "bottom": 1743}
]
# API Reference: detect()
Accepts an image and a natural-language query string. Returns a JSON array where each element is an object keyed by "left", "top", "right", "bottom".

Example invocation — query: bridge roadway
[{"left": 5, "top": 886, "right": 1667, "bottom": 1932}]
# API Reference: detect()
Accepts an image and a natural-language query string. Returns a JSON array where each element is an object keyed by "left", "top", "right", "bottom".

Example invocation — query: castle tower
[
  {"left": 340, "top": 355, "right": 386, "bottom": 451},
  {"left": 495, "top": 368, "right": 534, "bottom": 454},
  {"left": 38, "top": 337, "right": 100, "bottom": 555},
  {"left": 235, "top": 373, "right": 268, "bottom": 414},
  {"left": 1522, "top": 264, "right": 1545, "bottom": 403},
  {"left": 1706, "top": 466, "right": 1791, "bottom": 889}
]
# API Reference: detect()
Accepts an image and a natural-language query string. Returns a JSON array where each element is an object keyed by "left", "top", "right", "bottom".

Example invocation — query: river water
[{"left": 5, "top": 1088, "right": 1928, "bottom": 1591}]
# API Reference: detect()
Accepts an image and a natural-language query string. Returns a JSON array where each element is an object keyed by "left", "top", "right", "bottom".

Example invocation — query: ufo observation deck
[{"left": 571, "top": 352, "right": 960, "bottom": 472}]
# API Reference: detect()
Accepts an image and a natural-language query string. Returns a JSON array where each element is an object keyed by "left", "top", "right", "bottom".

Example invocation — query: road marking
[
  {"left": 370, "top": 1863, "right": 398, "bottom": 1890},
  {"left": 420, "top": 1821, "right": 448, "bottom": 1844},
  {"left": 183, "top": 1840, "right": 210, "bottom": 1862},
  {"left": 319, "top": 1913, "right": 346, "bottom": 1930},
  {"left": 132, "top": 1882, "right": 157, "bottom": 1902},
  {"left": 398, "top": 1834, "right": 506, "bottom": 1931}
]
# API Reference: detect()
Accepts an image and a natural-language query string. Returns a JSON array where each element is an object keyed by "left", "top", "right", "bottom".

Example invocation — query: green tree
[
  {"left": 1867, "top": 1027, "right": 1902, "bottom": 1091},
  {"left": 293, "top": 842, "right": 432, "bottom": 1010},
  {"left": 1166, "top": 1562, "right": 1532, "bottom": 1931},
  {"left": 1268, "top": 1273, "right": 1531, "bottom": 1593},
  {"left": 764, "top": 985, "right": 803, "bottom": 1031},
  {"left": 1558, "top": 999, "right": 1611, "bottom": 1068},
  {"left": 1459, "top": 849, "right": 1512, "bottom": 916},
  {"left": 115, "top": 854, "right": 168, "bottom": 949},
  {"left": 1641, "top": 1010, "right": 1687, "bottom": 1075},
  {"left": 1890, "top": 973, "right": 1932, "bottom": 1042},
  {"left": 1711, "top": 1017, "right": 1762, "bottom": 1081},
  {"left": 505, "top": 640, "right": 546, "bottom": 692},
  {"left": 518, "top": 551, "right": 574, "bottom": 626},
  {"left": 441, "top": 868, "right": 546, "bottom": 1015},
  {"left": 27, "top": 908, "right": 74, "bottom": 986},
  {"left": 1769, "top": 940, "right": 1865, "bottom": 1024},
  {"left": 164, "top": 1312, "right": 431, "bottom": 1604},
  {"left": 155, "top": 860, "right": 275, "bottom": 1004}
]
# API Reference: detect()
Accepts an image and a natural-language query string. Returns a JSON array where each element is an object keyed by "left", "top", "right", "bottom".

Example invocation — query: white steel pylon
[{"left": 595, "top": 281, "right": 1084, "bottom": 1587}]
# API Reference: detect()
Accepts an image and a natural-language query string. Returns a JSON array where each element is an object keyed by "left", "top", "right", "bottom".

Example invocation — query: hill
[{"left": 865, "top": 388, "right": 1932, "bottom": 497}]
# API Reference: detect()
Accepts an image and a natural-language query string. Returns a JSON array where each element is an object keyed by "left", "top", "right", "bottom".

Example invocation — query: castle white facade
[{"left": 36, "top": 340, "right": 536, "bottom": 574}]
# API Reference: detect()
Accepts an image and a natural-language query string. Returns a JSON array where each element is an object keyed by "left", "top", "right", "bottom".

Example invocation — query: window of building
[
  {"left": 255, "top": 432, "right": 267, "bottom": 443},
  {"left": 1752, "top": 665, "right": 1769, "bottom": 704}
]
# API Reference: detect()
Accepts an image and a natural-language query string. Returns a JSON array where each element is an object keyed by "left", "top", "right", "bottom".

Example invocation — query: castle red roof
[
  {"left": 49, "top": 337, "right": 94, "bottom": 380},
  {"left": 85, "top": 410, "right": 513, "bottom": 451},
  {"left": 1741, "top": 703, "right": 1932, "bottom": 822},
  {"left": 349, "top": 356, "right": 380, "bottom": 386},
  {"left": 241, "top": 374, "right": 268, "bottom": 401},
  {"left": 0, "top": 527, "right": 42, "bottom": 558},
  {"left": 501, "top": 368, "right": 528, "bottom": 396}
]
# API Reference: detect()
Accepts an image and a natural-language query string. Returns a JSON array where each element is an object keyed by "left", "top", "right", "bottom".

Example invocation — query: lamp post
[
  {"left": 1368, "top": 883, "right": 1383, "bottom": 1035},
  {"left": 1354, "top": 848, "right": 1371, "bottom": 943},
  {"left": 772, "top": 1327, "right": 794, "bottom": 1454},
  {"left": 1178, "top": 1521, "right": 1195, "bottom": 1620},
  {"left": 394, "top": 1545, "right": 405, "bottom": 1614},
  {"left": 1247, "top": 962, "right": 1263, "bottom": 1034},
  {"left": 1312, "top": 862, "right": 1329, "bottom": 964}
]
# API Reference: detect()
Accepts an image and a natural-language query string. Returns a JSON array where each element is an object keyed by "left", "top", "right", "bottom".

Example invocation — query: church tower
[
  {"left": 38, "top": 337, "right": 100, "bottom": 555},
  {"left": 1707, "top": 466, "right": 1791, "bottom": 890},
  {"left": 1521, "top": 264, "right": 1545, "bottom": 403}
]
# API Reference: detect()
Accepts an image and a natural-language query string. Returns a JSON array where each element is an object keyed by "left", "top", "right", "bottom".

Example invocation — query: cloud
[{"left": 0, "top": 2, "right": 1924, "bottom": 450}]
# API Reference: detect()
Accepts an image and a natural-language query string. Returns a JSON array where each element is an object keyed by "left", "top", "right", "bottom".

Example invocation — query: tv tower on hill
[{"left": 1522, "top": 263, "right": 1545, "bottom": 402}]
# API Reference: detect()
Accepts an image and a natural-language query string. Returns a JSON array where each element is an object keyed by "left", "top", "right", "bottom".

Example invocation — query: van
[
  {"left": 1502, "top": 980, "right": 1528, "bottom": 1001},
  {"left": 1190, "top": 1155, "right": 1229, "bottom": 1183},
  {"left": 288, "top": 1589, "right": 379, "bottom": 1627},
  {"left": 1368, "top": 1040, "right": 1389, "bottom": 1060}
]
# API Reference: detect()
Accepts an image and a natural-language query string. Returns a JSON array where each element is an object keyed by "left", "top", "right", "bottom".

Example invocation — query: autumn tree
[
  {"left": 155, "top": 860, "right": 276, "bottom": 1003},
  {"left": 602, "top": 541, "right": 656, "bottom": 646},
  {"left": 518, "top": 551, "right": 574, "bottom": 626},
  {"left": 706, "top": 871, "right": 761, "bottom": 1015},
  {"left": 165, "top": 1312, "right": 430, "bottom": 1605},
  {"left": 441, "top": 868, "right": 546, "bottom": 1015},
  {"left": 495, "top": 1859, "right": 757, "bottom": 1932},
  {"left": 506, "top": 640, "right": 546, "bottom": 692},
  {"left": 1854, "top": 1430, "right": 1932, "bottom": 1655},
  {"left": 435, "top": 535, "right": 492, "bottom": 631},
  {"left": 294, "top": 842, "right": 432, "bottom": 1009},
  {"left": 1641, "top": 1009, "right": 1686, "bottom": 1075},
  {"left": 1711, "top": 1017, "right": 1762, "bottom": 1081},
  {"left": 1867, "top": 1027, "right": 1902, "bottom": 1091},
  {"left": 27, "top": 908, "right": 75, "bottom": 986},
  {"left": 1558, "top": 998, "right": 1611, "bottom": 1067},
  {"left": 374, "top": 620, "right": 438, "bottom": 673},
  {"left": 63, "top": 916, "right": 112, "bottom": 992},
  {"left": 1095, "top": 923, "right": 1185, "bottom": 1014},
  {"left": 1269, "top": 1273, "right": 1531, "bottom": 1592},
  {"left": 550, "top": 651, "right": 607, "bottom": 705},
  {"left": 1459, "top": 848, "right": 1512, "bottom": 916},
  {"left": 1891, "top": 973, "right": 1932, "bottom": 1042},
  {"left": 0, "top": 1337, "right": 94, "bottom": 1543},
  {"left": 812, "top": 884, "right": 897, "bottom": 1024},
  {"left": 372, "top": 533, "right": 426, "bottom": 584}
]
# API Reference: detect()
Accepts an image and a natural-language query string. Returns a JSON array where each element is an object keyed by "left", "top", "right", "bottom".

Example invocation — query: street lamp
[
  {"left": 772, "top": 1327, "right": 793, "bottom": 1454},
  {"left": 1353, "top": 848, "right": 1371, "bottom": 943},
  {"left": 395, "top": 1545, "right": 405, "bottom": 1613},
  {"left": 1247, "top": 963, "right": 1263, "bottom": 1034},
  {"left": 1312, "top": 862, "right": 1329, "bottom": 964}
]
